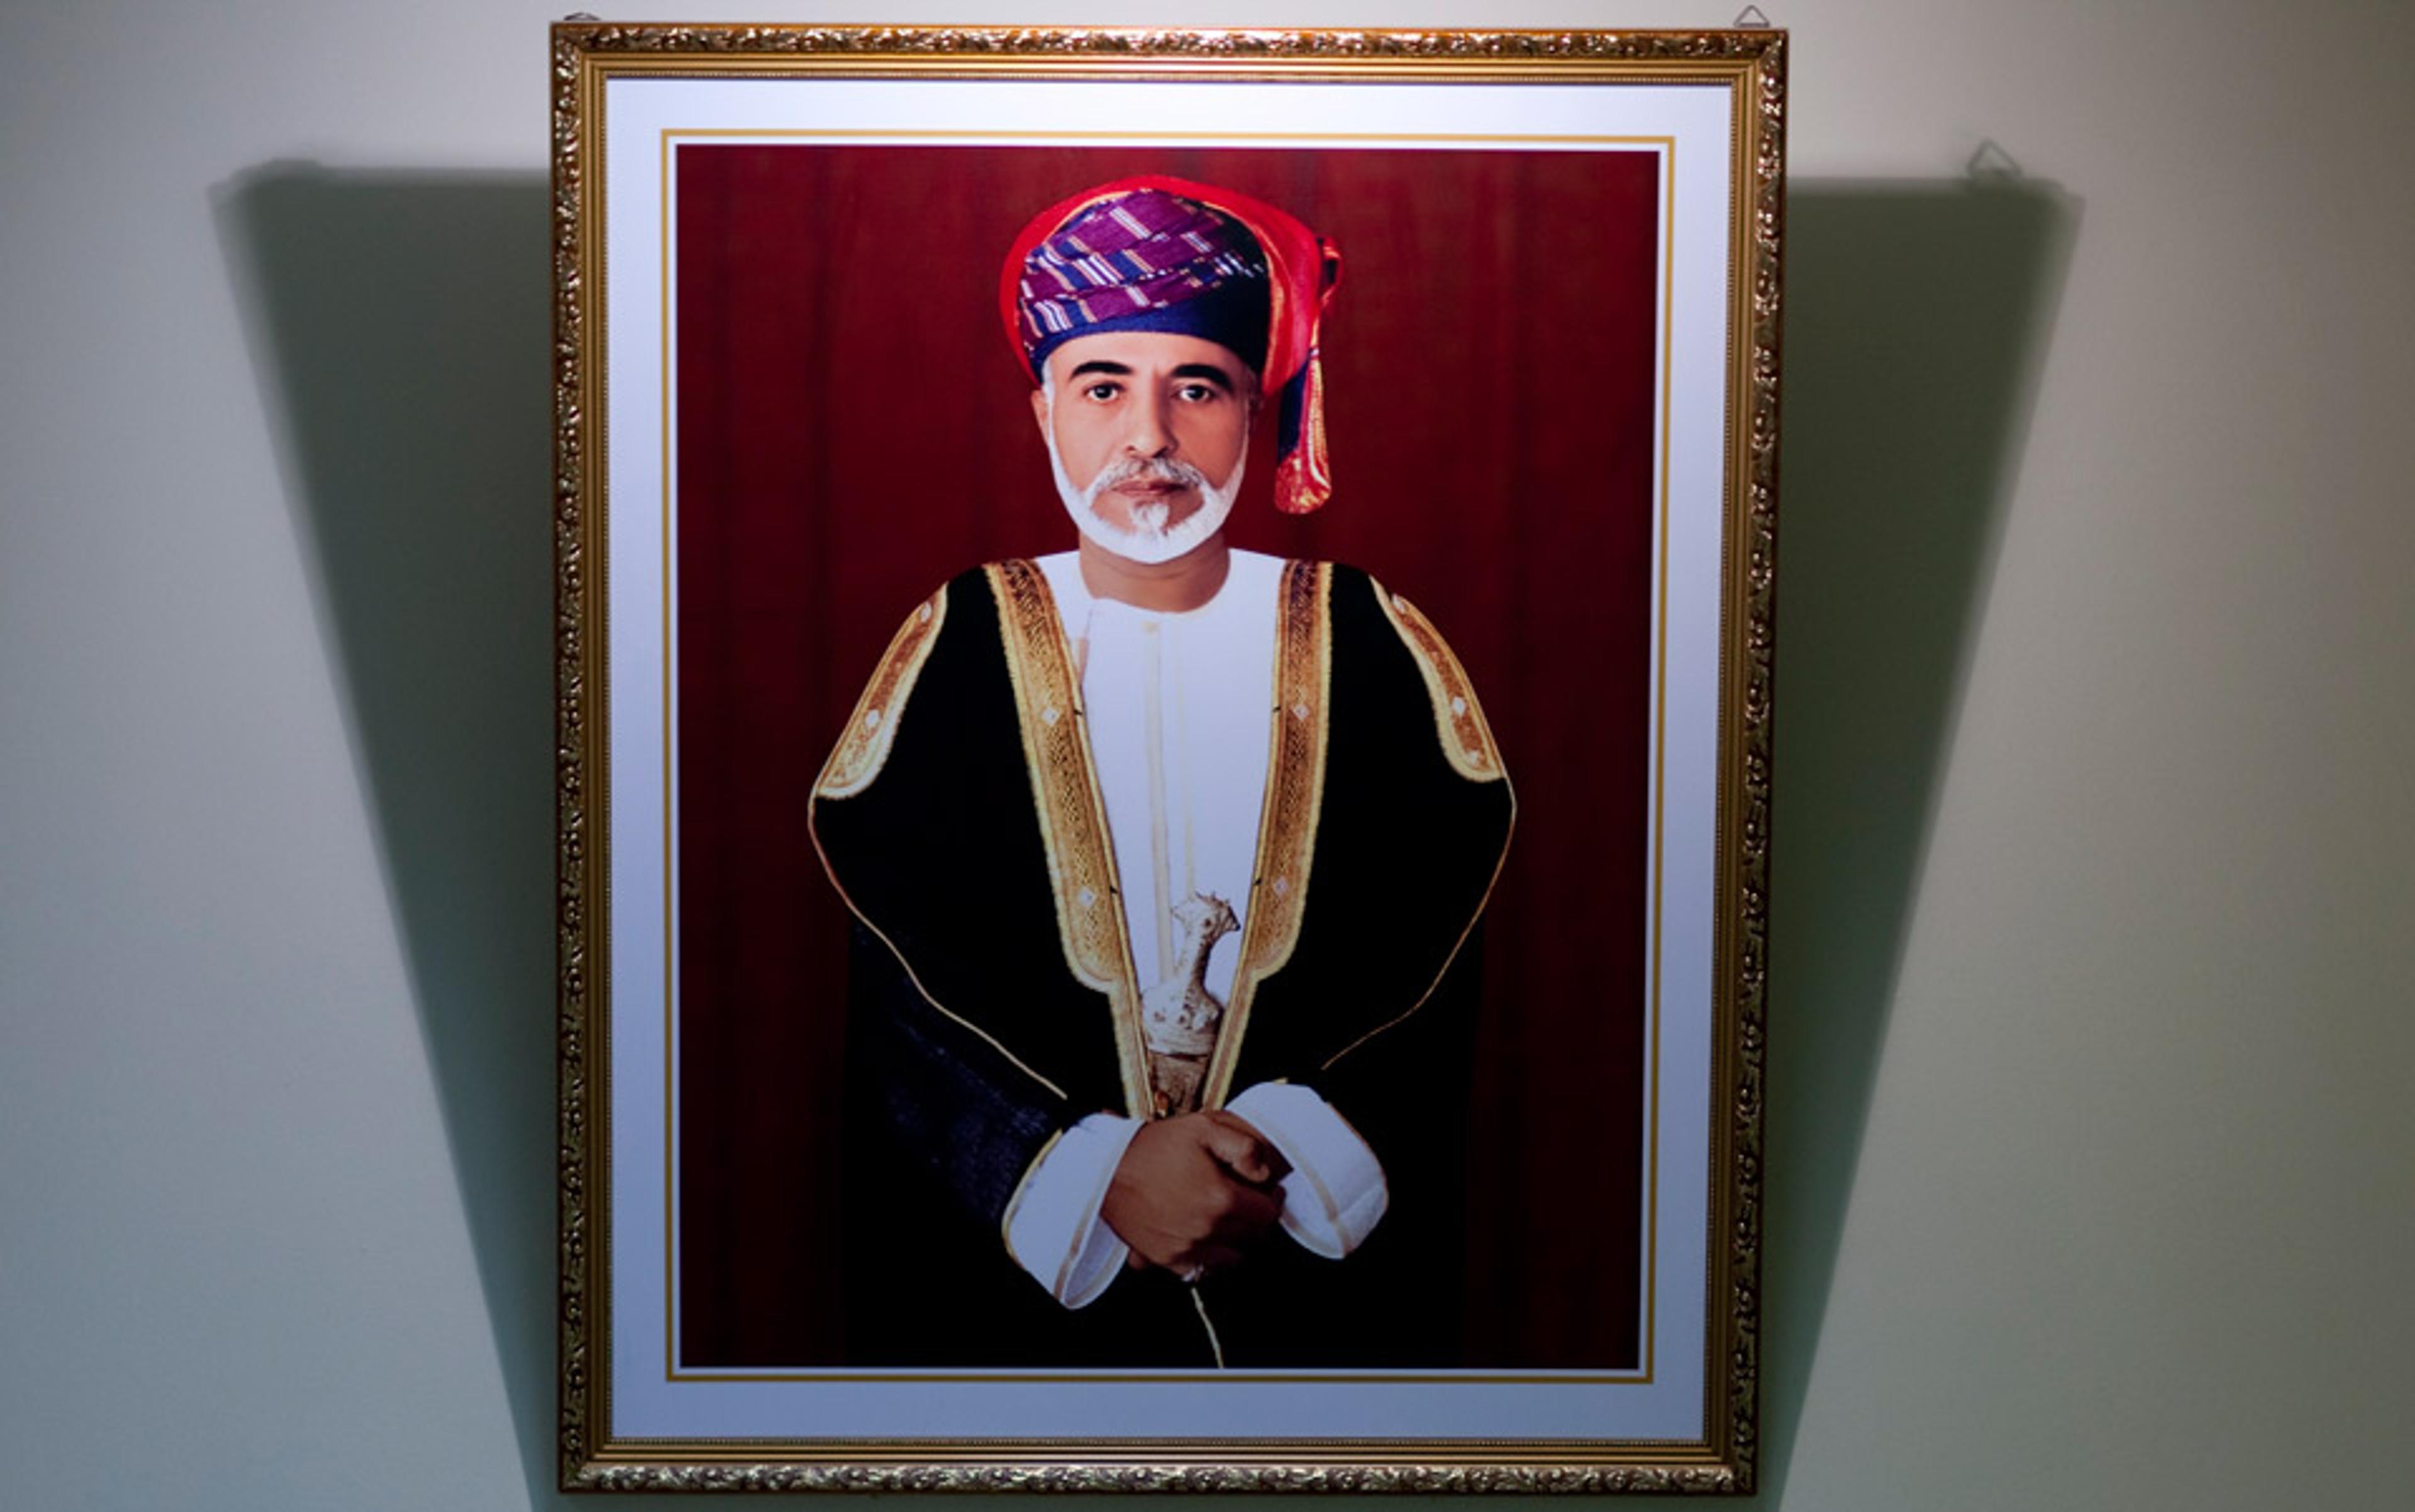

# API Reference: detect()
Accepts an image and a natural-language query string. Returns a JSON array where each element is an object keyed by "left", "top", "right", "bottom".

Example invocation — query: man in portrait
[{"left": 808, "top": 177, "right": 1514, "bottom": 1369}]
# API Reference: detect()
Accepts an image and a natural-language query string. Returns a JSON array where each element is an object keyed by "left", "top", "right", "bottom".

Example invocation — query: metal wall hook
[{"left": 1966, "top": 140, "right": 2025, "bottom": 179}]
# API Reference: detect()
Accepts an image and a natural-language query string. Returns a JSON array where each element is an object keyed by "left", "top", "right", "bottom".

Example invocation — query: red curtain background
[{"left": 674, "top": 144, "right": 1660, "bottom": 1367}]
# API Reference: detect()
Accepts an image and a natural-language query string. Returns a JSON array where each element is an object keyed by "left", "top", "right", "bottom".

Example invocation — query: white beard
[{"left": 1045, "top": 413, "right": 1246, "bottom": 567}]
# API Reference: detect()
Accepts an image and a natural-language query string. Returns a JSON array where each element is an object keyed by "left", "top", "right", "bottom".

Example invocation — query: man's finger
[
  {"left": 1198, "top": 1116, "right": 1279, "bottom": 1184},
  {"left": 1207, "top": 1109, "right": 1289, "bottom": 1179},
  {"left": 1209, "top": 1179, "right": 1284, "bottom": 1240}
]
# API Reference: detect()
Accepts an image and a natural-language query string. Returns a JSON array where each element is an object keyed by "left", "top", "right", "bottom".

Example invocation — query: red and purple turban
[{"left": 1001, "top": 176, "right": 1343, "bottom": 515}]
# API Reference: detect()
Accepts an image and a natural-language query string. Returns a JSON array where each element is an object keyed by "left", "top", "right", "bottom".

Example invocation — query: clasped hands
[{"left": 1099, "top": 1109, "right": 1288, "bottom": 1281}]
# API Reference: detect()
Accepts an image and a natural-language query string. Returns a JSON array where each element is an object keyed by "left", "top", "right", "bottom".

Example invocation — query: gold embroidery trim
[
  {"left": 1375, "top": 580, "right": 1506, "bottom": 784},
  {"left": 812, "top": 586, "right": 947, "bottom": 798},
  {"left": 987, "top": 560, "right": 1152, "bottom": 1119},
  {"left": 1202, "top": 559, "right": 1331, "bottom": 1111}
]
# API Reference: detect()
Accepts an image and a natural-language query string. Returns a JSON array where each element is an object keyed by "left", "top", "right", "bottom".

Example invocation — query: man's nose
[{"left": 1123, "top": 389, "right": 1175, "bottom": 458}]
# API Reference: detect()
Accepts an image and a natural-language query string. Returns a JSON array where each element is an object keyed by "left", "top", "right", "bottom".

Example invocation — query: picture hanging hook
[{"left": 1965, "top": 140, "right": 2025, "bottom": 179}]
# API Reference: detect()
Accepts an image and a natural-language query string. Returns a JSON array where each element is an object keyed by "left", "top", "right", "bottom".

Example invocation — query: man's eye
[
  {"left": 1175, "top": 383, "right": 1220, "bottom": 403},
  {"left": 1082, "top": 382, "right": 1121, "bottom": 402}
]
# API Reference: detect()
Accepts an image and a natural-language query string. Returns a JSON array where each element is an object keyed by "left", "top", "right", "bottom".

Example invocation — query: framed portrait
[{"left": 553, "top": 23, "right": 1782, "bottom": 1493}]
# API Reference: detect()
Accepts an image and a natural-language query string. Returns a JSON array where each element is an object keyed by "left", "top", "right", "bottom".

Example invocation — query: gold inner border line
[
  {"left": 1646, "top": 131, "right": 1677, "bottom": 1393},
  {"left": 659, "top": 120, "right": 678, "bottom": 1382},
  {"left": 662, "top": 126, "right": 1685, "bottom": 145},
  {"left": 653, "top": 126, "right": 1680, "bottom": 1389}
]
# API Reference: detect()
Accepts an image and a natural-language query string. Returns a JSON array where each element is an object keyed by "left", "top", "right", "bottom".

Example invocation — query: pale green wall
[{"left": 3, "top": 3, "right": 2407, "bottom": 1508}]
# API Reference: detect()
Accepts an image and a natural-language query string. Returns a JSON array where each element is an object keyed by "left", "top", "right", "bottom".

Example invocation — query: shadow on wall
[
  {"left": 210, "top": 161, "right": 2073, "bottom": 1507},
  {"left": 1758, "top": 174, "right": 2077, "bottom": 1502},
  {"left": 212, "top": 164, "right": 689, "bottom": 1512}
]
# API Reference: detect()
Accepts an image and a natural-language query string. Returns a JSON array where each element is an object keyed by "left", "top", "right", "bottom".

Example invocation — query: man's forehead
[{"left": 1043, "top": 331, "right": 1253, "bottom": 384}]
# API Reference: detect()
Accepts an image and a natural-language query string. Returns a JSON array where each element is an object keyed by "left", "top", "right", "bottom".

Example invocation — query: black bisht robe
[{"left": 809, "top": 559, "right": 1513, "bottom": 1368}]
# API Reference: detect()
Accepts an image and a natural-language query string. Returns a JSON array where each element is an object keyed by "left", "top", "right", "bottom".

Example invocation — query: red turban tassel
[{"left": 1270, "top": 235, "right": 1342, "bottom": 515}]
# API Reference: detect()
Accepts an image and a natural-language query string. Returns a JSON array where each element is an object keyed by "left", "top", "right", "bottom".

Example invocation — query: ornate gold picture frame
[{"left": 553, "top": 22, "right": 1780, "bottom": 1492}]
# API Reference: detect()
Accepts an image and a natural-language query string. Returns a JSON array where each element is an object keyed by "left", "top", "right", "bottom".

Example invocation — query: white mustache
[
  {"left": 1044, "top": 403, "right": 1246, "bottom": 565},
  {"left": 1084, "top": 455, "right": 1213, "bottom": 505}
]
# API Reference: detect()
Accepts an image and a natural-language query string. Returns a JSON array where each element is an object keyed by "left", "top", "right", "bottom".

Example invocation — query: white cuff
[
  {"left": 1226, "top": 1082, "right": 1387, "bottom": 1259},
  {"left": 1001, "top": 1112, "right": 1141, "bottom": 1308}
]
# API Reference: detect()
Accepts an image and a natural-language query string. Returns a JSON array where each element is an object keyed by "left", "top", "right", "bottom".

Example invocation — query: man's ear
[{"left": 1029, "top": 384, "right": 1050, "bottom": 439}]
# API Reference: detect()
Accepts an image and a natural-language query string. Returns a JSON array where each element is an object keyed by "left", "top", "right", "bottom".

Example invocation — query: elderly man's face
[{"left": 1033, "top": 330, "right": 1253, "bottom": 551}]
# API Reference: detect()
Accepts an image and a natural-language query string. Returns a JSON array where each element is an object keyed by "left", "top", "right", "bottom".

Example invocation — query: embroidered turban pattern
[{"left": 1011, "top": 189, "right": 1272, "bottom": 375}]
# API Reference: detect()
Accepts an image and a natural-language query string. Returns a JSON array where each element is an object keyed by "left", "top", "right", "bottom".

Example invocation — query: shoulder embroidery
[
  {"left": 813, "top": 586, "right": 947, "bottom": 799},
  {"left": 1374, "top": 579, "right": 1506, "bottom": 784},
  {"left": 1201, "top": 559, "right": 1331, "bottom": 1111},
  {"left": 987, "top": 560, "right": 1153, "bottom": 1120}
]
